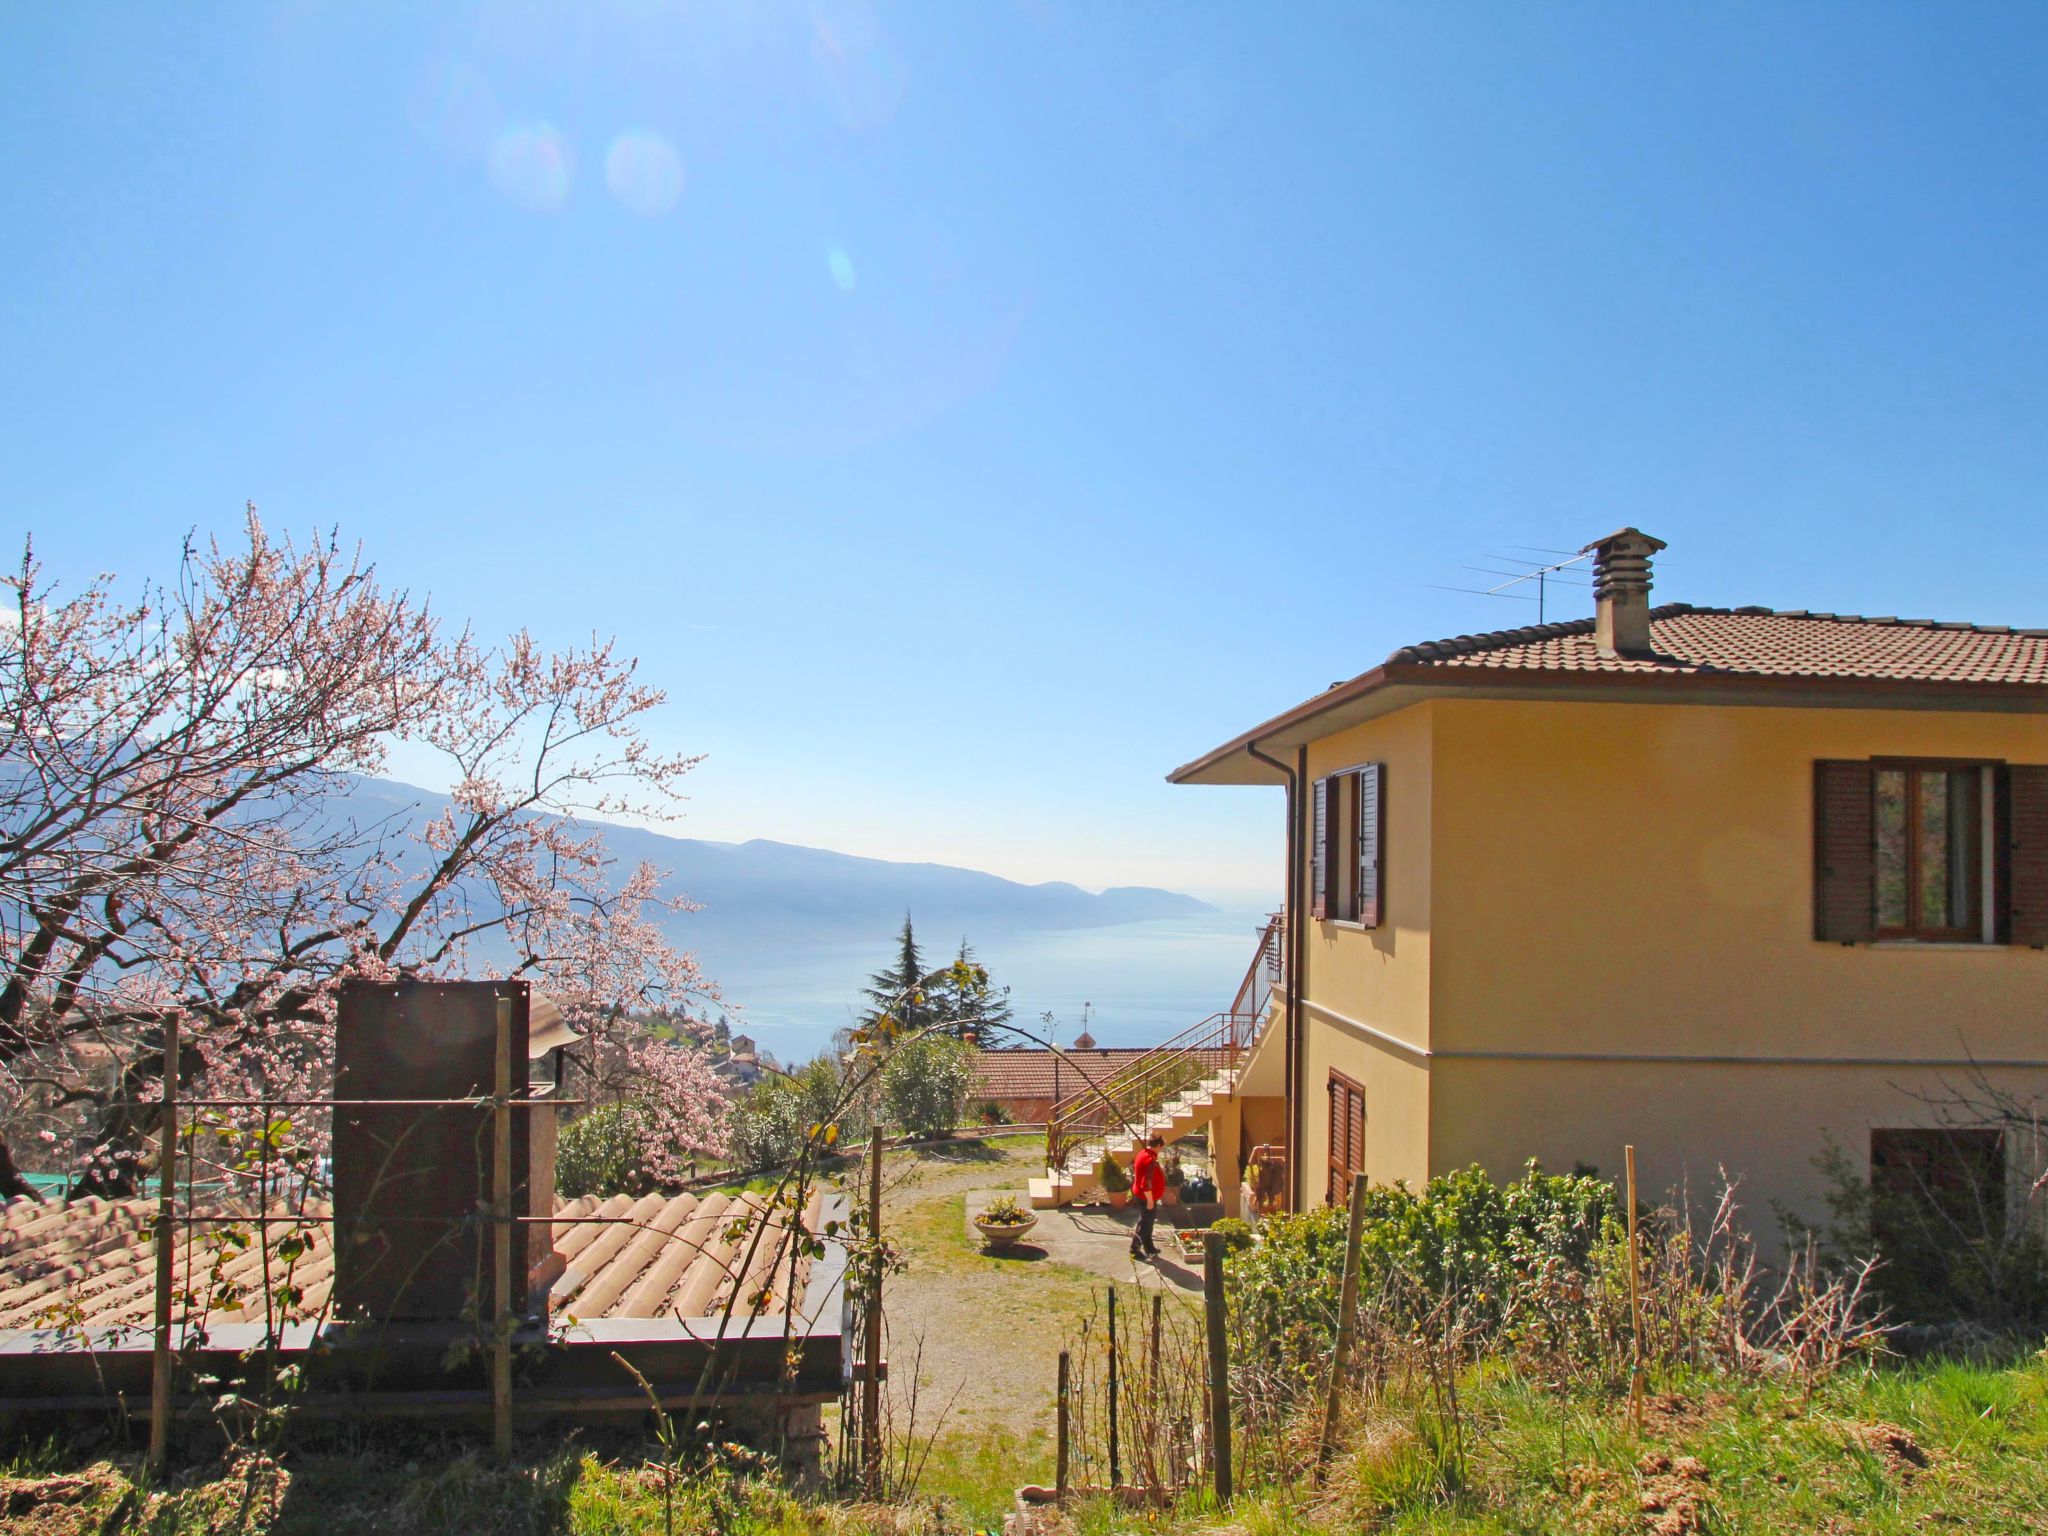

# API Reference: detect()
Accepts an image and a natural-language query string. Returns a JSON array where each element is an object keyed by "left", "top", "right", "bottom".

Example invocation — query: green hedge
[{"left": 1228, "top": 1162, "right": 1619, "bottom": 1385}]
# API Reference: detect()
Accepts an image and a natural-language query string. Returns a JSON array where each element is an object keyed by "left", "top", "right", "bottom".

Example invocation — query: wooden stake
[
  {"left": 492, "top": 996, "right": 515, "bottom": 1465},
  {"left": 1055, "top": 1348, "right": 1071, "bottom": 1502},
  {"left": 148, "top": 1016, "right": 180, "bottom": 1473},
  {"left": 861, "top": 1132, "right": 885, "bottom": 1498},
  {"left": 1148, "top": 1289, "right": 1163, "bottom": 1482},
  {"left": 1107, "top": 1285, "right": 1120, "bottom": 1491},
  {"left": 1203, "top": 1232, "right": 1232, "bottom": 1501},
  {"left": 1625, "top": 1143, "right": 1644, "bottom": 1433},
  {"left": 1317, "top": 1169, "right": 1370, "bottom": 1476}
]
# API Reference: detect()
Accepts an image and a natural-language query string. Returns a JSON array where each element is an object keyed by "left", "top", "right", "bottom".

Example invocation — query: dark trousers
[{"left": 1131, "top": 1197, "right": 1159, "bottom": 1254}]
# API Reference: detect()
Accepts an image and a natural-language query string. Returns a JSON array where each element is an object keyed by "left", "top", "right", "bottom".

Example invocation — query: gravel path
[{"left": 869, "top": 1136, "right": 1212, "bottom": 1465}]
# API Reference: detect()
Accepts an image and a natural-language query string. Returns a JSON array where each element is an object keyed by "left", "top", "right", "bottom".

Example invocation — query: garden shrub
[
  {"left": 1226, "top": 1162, "right": 1619, "bottom": 1388},
  {"left": 1210, "top": 1216, "right": 1255, "bottom": 1252},
  {"left": 557, "top": 1104, "right": 657, "bottom": 1198},
  {"left": 880, "top": 1033, "right": 977, "bottom": 1139},
  {"left": 726, "top": 1056, "right": 861, "bottom": 1171},
  {"left": 1812, "top": 1135, "right": 2048, "bottom": 1330}
]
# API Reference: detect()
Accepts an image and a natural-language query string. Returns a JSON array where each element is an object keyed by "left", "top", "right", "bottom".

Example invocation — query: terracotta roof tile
[
  {"left": 0, "top": 1188, "right": 827, "bottom": 1337},
  {"left": 1386, "top": 604, "right": 2048, "bottom": 686},
  {"left": 973, "top": 1048, "right": 1153, "bottom": 1101},
  {"left": 972, "top": 1048, "right": 1230, "bottom": 1102}
]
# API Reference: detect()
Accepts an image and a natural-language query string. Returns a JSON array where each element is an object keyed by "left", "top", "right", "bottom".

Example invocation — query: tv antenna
[{"left": 1428, "top": 545, "right": 1594, "bottom": 625}]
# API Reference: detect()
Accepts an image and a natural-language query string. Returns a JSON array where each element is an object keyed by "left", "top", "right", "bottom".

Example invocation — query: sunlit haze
[{"left": 6, "top": 3, "right": 2047, "bottom": 900}]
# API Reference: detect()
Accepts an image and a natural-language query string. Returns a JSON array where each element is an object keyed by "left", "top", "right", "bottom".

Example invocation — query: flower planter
[
  {"left": 1175, "top": 1230, "right": 1212, "bottom": 1264},
  {"left": 974, "top": 1213, "right": 1039, "bottom": 1249}
]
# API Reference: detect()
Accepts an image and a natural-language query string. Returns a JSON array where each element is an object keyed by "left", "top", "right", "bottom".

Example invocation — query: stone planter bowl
[{"left": 975, "top": 1213, "right": 1039, "bottom": 1249}]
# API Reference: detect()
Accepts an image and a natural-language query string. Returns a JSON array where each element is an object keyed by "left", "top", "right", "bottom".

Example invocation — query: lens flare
[
  {"left": 826, "top": 243, "right": 857, "bottom": 292},
  {"left": 488, "top": 122, "right": 574, "bottom": 212},
  {"left": 605, "top": 131, "right": 685, "bottom": 217}
]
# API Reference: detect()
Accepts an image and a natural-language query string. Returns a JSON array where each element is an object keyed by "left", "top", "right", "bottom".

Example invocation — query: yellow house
[{"left": 1153, "top": 528, "right": 2048, "bottom": 1235}]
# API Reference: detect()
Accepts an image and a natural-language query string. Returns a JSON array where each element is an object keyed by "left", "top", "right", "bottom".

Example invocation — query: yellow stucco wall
[
  {"left": 1430, "top": 1059, "right": 2048, "bottom": 1233},
  {"left": 1292, "top": 694, "right": 2048, "bottom": 1220},
  {"left": 1301, "top": 702, "right": 1436, "bottom": 1051},
  {"left": 1299, "top": 1007, "right": 1432, "bottom": 1195},
  {"left": 1429, "top": 699, "right": 2048, "bottom": 1060},
  {"left": 1295, "top": 703, "right": 1438, "bottom": 1199}
]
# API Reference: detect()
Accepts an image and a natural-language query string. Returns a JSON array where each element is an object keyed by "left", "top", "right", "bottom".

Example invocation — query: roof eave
[{"left": 1167, "top": 664, "right": 2048, "bottom": 787}]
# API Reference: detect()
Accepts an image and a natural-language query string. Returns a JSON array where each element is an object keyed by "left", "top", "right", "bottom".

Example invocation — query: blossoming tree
[{"left": 0, "top": 512, "right": 726, "bottom": 1192}]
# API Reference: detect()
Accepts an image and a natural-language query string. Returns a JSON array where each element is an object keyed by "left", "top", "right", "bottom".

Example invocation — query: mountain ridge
[{"left": 330, "top": 775, "right": 1213, "bottom": 948}]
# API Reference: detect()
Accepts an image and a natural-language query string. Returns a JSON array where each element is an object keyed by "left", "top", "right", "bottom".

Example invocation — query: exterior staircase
[{"left": 1028, "top": 915, "right": 1284, "bottom": 1210}]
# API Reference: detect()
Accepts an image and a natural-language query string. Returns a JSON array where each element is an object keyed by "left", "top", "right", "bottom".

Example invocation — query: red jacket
[{"left": 1131, "top": 1146, "right": 1166, "bottom": 1202}]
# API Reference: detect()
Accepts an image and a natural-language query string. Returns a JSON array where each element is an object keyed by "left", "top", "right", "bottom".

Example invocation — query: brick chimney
[{"left": 1581, "top": 527, "right": 1667, "bottom": 658}]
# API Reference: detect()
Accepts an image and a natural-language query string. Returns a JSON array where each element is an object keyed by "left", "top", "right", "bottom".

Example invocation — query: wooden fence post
[
  {"left": 1107, "top": 1285, "right": 1120, "bottom": 1491},
  {"left": 1626, "top": 1143, "right": 1644, "bottom": 1433},
  {"left": 1148, "top": 1289, "right": 1163, "bottom": 1484},
  {"left": 862, "top": 1132, "right": 885, "bottom": 1498},
  {"left": 1317, "top": 1169, "right": 1370, "bottom": 1475},
  {"left": 1055, "top": 1348, "right": 1071, "bottom": 1502},
  {"left": 492, "top": 996, "right": 515, "bottom": 1465},
  {"left": 148, "top": 1016, "right": 181, "bottom": 1473},
  {"left": 1203, "top": 1231, "right": 1231, "bottom": 1501}
]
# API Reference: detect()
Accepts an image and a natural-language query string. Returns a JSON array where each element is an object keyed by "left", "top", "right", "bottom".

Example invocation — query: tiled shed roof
[
  {"left": 973, "top": 1047, "right": 1232, "bottom": 1102},
  {"left": 0, "top": 1187, "right": 827, "bottom": 1337},
  {"left": 1388, "top": 604, "right": 2048, "bottom": 685},
  {"left": 973, "top": 1048, "right": 1153, "bottom": 1101}
]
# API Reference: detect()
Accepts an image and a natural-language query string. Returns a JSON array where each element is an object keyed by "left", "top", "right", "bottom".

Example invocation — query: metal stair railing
[{"left": 1044, "top": 913, "right": 1287, "bottom": 1177}]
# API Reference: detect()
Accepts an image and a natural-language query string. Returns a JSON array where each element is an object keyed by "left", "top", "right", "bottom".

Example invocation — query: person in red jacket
[{"left": 1129, "top": 1134, "right": 1166, "bottom": 1258}]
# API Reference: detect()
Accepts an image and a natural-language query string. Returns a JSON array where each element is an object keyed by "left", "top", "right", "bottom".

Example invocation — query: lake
[{"left": 700, "top": 903, "right": 1276, "bottom": 1062}]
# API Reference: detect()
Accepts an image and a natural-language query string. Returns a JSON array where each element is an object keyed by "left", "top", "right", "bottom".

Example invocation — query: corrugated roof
[
  {"left": 1389, "top": 605, "right": 2048, "bottom": 683},
  {"left": 0, "top": 1187, "right": 828, "bottom": 1337}
]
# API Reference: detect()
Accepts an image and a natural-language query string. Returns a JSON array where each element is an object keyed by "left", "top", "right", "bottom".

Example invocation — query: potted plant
[
  {"left": 974, "top": 1194, "right": 1038, "bottom": 1250},
  {"left": 1175, "top": 1216, "right": 1252, "bottom": 1265},
  {"left": 1162, "top": 1154, "right": 1185, "bottom": 1206},
  {"left": 1096, "top": 1151, "right": 1131, "bottom": 1208}
]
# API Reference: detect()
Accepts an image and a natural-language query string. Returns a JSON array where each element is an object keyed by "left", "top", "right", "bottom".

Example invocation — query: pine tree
[
  {"left": 929, "top": 937, "right": 1013, "bottom": 1045},
  {"left": 859, "top": 914, "right": 929, "bottom": 1036}
]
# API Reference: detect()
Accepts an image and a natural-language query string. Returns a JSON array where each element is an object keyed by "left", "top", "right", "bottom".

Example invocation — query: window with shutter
[
  {"left": 1327, "top": 1070, "right": 1365, "bottom": 1205},
  {"left": 2007, "top": 765, "right": 2048, "bottom": 947},
  {"left": 1311, "top": 777, "right": 1330, "bottom": 920},
  {"left": 1814, "top": 758, "right": 2044, "bottom": 946},
  {"left": 1814, "top": 760, "right": 1876, "bottom": 943},
  {"left": 1356, "top": 763, "right": 1384, "bottom": 929}
]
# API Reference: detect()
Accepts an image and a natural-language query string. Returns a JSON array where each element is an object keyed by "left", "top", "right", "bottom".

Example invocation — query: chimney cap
[{"left": 1580, "top": 526, "right": 1667, "bottom": 558}]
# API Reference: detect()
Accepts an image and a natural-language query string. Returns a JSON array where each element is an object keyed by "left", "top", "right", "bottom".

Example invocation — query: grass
[
  {"left": 8, "top": 1351, "right": 2048, "bottom": 1532},
  {"left": 1181, "top": 1349, "right": 2048, "bottom": 1535},
  {"left": 19, "top": 1131, "right": 2045, "bottom": 1533}
]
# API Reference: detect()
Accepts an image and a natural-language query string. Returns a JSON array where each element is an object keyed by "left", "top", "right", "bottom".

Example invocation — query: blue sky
[{"left": 4, "top": 3, "right": 2046, "bottom": 899}]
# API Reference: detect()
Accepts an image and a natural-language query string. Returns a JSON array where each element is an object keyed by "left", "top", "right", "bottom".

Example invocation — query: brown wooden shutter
[
  {"left": 1356, "top": 763, "right": 1384, "bottom": 929},
  {"left": 1311, "top": 777, "right": 1330, "bottom": 919},
  {"left": 1327, "top": 1070, "right": 1364, "bottom": 1205},
  {"left": 1813, "top": 760, "right": 1875, "bottom": 943},
  {"left": 2006, "top": 765, "right": 2048, "bottom": 947},
  {"left": 1326, "top": 1076, "right": 1340, "bottom": 1204}
]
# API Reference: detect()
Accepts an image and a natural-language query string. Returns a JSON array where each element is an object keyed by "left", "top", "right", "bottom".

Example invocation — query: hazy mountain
[{"left": 331, "top": 776, "right": 1213, "bottom": 962}]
